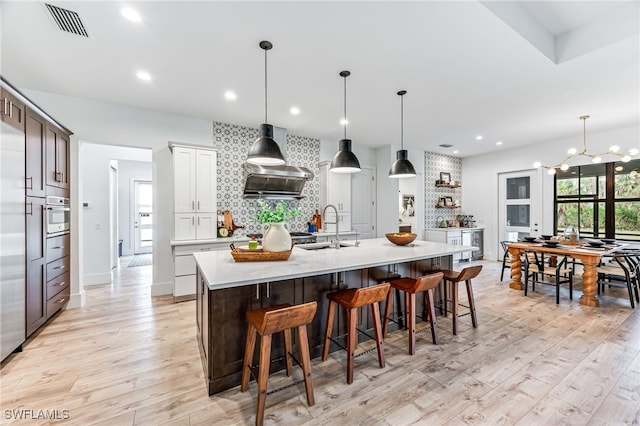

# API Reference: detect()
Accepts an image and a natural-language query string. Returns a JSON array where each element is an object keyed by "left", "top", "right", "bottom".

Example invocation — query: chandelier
[{"left": 533, "top": 115, "right": 638, "bottom": 175}]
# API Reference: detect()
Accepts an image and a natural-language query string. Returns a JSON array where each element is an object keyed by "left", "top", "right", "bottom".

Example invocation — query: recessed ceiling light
[
  {"left": 290, "top": 107, "right": 300, "bottom": 115},
  {"left": 136, "top": 71, "right": 152, "bottom": 81},
  {"left": 476, "top": 135, "right": 483, "bottom": 140},
  {"left": 453, "top": 150, "right": 459, "bottom": 154},
  {"left": 121, "top": 8, "right": 141, "bottom": 23},
  {"left": 496, "top": 141, "right": 503, "bottom": 146},
  {"left": 340, "top": 118, "right": 348, "bottom": 126},
  {"left": 224, "top": 91, "right": 237, "bottom": 100}
]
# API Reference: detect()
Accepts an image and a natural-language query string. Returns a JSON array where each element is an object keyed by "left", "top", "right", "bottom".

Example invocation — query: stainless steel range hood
[{"left": 243, "top": 163, "right": 314, "bottom": 199}]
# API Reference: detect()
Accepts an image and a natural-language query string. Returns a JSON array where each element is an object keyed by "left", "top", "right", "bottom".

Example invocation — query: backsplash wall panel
[
  {"left": 424, "top": 152, "right": 463, "bottom": 228},
  {"left": 213, "top": 121, "right": 320, "bottom": 235}
]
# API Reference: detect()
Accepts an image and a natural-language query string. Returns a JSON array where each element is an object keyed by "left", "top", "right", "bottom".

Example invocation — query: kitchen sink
[{"left": 296, "top": 241, "right": 358, "bottom": 250}]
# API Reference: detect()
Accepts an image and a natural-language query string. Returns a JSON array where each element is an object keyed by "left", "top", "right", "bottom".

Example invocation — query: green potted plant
[{"left": 255, "top": 200, "right": 298, "bottom": 252}]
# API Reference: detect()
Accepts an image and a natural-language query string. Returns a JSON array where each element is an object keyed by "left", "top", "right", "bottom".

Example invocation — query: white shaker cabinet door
[
  {"left": 173, "top": 147, "right": 196, "bottom": 213},
  {"left": 195, "top": 150, "right": 217, "bottom": 213},
  {"left": 195, "top": 213, "right": 217, "bottom": 240},
  {"left": 174, "top": 214, "right": 196, "bottom": 241}
]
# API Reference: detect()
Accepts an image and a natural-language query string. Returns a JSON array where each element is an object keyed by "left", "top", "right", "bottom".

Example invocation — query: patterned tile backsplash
[
  {"left": 213, "top": 121, "right": 321, "bottom": 235},
  {"left": 424, "top": 152, "right": 463, "bottom": 228}
]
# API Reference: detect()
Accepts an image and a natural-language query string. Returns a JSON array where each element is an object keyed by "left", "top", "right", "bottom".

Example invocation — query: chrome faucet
[{"left": 322, "top": 204, "right": 340, "bottom": 249}]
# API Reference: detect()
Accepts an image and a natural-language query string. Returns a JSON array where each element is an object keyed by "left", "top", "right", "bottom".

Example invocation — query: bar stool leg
[
  {"left": 425, "top": 288, "right": 439, "bottom": 345},
  {"left": 451, "top": 280, "right": 459, "bottom": 335},
  {"left": 346, "top": 307, "right": 358, "bottom": 384},
  {"left": 382, "top": 289, "right": 393, "bottom": 337},
  {"left": 256, "top": 334, "right": 272, "bottom": 426},
  {"left": 322, "top": 301, "right": 336, "bottom": 361},
  {"left": 466, "top": 279, "right": 478, "bottom": 328},
  {"left": 407, "top": 293, "right": 416, "bottom": 355},
  {"left": 370, "top": 301, "right": 385, "bottom": 368},
  {"left": 241, "top": 323, "right": 256, "bottom": 392},
  {"left": 283, "top": 327, "right": 293, "bottom": 376},
  {"left": 297, "top": 324, "right": 315, "bottom": 406}
]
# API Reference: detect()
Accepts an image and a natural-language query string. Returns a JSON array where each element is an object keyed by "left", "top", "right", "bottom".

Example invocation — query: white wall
[
  {"left": 463, "top": 125, "right": 640, "bottom": 262},
  {"left": 117, "top": 160, "right": 152, "bottom": 256},
  {"left": 21, "top": 89, "right": 213, "bottom": 300}
]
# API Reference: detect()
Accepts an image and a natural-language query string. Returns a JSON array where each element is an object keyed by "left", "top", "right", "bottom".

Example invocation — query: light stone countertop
[
  {"left": 170, "top": 236, "right": 250, "bottom": 246},
  {"left": 194, "top": 237, "right": 476, "bottom": 290}
]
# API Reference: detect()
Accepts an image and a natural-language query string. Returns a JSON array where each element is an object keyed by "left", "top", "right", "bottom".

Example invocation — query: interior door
[
  {"left": 109, "top": 165, "right": 118, "bottom": 269},
  {"left": 351, "top": 166, "right": 376, "bottom": 239},
  {"left": 498, "top": 170, "right": 540, "bottom": 244},
  {"left": 134, "top": 180, "right": 153, "bottom": 254}
]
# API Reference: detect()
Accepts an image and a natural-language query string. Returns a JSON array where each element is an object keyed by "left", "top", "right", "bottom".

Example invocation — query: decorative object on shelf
[
  {"left": 439, "top": 172, "right": 451, "bottom": 184},
  {"left": 255, "top": 200, "right": 297, "bottom": 252},
  {"left": 385, "top": 232, "right": 417, "bottom": 245},
  {"left": 389, "top": 90, "right": 417, "bottom": 178},
  {"left": 247, "top": 41, "right": 286, "bottom": 166},
  {"left": 533, "top": 115, "right": 638, "bottom": 175},
  {"left": 445, "top": 196, "right": 453, "bottom": 206},
  {"left": 330, "top": 71, "right": 361, "bottom": 173}
]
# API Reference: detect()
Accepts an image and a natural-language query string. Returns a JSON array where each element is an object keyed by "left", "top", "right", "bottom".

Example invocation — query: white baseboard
[
  {"left": 84, "top": 272, "right": 112, "bottom": 286},
  {"left": 67, "top": 290, "right": 85, "bottom": 308},
  {"left": 151, "top": 281, "right": 173, "bottom": 296}
]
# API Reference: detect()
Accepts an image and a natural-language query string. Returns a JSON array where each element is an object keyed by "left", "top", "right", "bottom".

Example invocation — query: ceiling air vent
[
  {"left": 439, "top": 144, "right": 454, "bottom": 148},
  {"left": 45, "top": 3, "right": 89, "bottom": 37}
]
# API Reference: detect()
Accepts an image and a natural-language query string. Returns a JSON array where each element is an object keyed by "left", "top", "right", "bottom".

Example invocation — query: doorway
[
  {"left": 498, "top": 170, "right": 541, "bottom": 244},
  {"left": 133, "top": 180, "right": 153, "bottom": 254},
  {"left": 351, "top": 166, "right": 377, "bottom": 239}
]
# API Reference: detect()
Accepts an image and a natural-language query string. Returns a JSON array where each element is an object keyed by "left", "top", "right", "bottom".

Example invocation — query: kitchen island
[{"left": 193, "top": 238, "right": 473, "bottom": 395}]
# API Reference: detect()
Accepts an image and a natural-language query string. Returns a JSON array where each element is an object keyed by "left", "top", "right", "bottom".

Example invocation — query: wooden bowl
[{"left": 385, "top": 232, "right": 417, "bottom": 246}]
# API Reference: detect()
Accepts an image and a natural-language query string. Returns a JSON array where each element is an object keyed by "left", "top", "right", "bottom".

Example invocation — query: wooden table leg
[
  {"left": 509, "top": 248, "right": 524, "bottom": 290},
  {"left": 579, "top": 258, "right": 600, "bottom": 307}
]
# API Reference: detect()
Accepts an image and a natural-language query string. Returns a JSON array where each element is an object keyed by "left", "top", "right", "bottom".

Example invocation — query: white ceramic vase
[{"left": 262, "top": 222, "right": 291, "bottom": 252}]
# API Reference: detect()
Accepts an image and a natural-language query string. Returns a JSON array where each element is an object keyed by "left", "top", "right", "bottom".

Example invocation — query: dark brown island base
[{"left": 193, "top": 238, "right": 474, "bottom": 395}]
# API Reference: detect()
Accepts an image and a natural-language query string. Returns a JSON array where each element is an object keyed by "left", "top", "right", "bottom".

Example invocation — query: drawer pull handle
[
  {"left": 53, "top": 265, "right": 65, "bottom": 270},
  {"left": 56, "top": 281, "right": 66, "bottom": 287},
  {"left": 26, "top": 202, "right": 33, "bottom": 216},
  {"left": 2, "top": 98, "right": 8, "bottom": 115},
  {"left": 51, "top": 246, "right": 64, "bottom": 250},
  {"left": 57, "top": 298, "right": 66, "bottom": 305},
  {"left": 8, "top": 101, "right": 13, "bottom": 118},
  {"left": 26, "top": 177, "right": 33, "bottom": 189}
]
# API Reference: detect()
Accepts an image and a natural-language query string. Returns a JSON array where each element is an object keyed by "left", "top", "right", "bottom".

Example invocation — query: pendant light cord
[
  {"left": 264, "top": 47, "right": 268, "bottom": 123},
  {"left": 400, "top": 94, "right": 404, "bottom": 150},
  {"left": 343, "top": 74, "right": 347, "bottom": 139}
]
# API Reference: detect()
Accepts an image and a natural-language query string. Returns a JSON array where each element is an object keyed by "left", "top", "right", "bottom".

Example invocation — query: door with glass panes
[
  {"left": 498, "top": 170, "right": 541, "bottom": 244},
  {"left": 134, "top": 180, "right": 152, "bottom": 254}
]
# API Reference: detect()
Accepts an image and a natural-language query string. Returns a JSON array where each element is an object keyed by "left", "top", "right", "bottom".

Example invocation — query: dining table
[{"left": 505, "top": 240, "right": 625, "bottom": 307}]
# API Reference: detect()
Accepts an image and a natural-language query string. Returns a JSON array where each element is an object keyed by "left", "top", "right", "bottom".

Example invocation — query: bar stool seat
[
  {"left": 383, "top": 272, "right": 443, "bottom": 355},
  {"left": 322, "top": 283, "right": 390, "bottom": 384},
  {"left": 241, "top": 301, "right": 317, "bottom": 426},
  {"left": 440, "top": 265, "right": 482, "bottom": 335}
]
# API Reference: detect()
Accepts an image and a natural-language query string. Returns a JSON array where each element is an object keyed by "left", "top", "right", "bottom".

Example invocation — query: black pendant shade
[
  {"left": 389, "top": 149, "right": 417, "bottom": 178},
  {"left": 330, "top": 139, "right": 361, "bottom": 173},
  {"left": 247, "top": 123, "right": 285, "bottom": 165},
  {"left": 389, "top": 90, "right": 417, "bottom": 178},
  {"left": 246, "top": 40, "right": 286, "bottom": 166},
  {"left": 330, "top": 70, "right": 361, "bottom": 173}
]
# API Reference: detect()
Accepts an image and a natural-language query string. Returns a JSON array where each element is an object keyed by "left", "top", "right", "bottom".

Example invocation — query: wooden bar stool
[
  {"left": 383, "top": 272, "right": 443, "bottom": 355},
  {"left": 322, "top": 282, "right": 390, "bottom": 384},
  {"left": 441, "top": 265, "right": 482, "bottom": 335},
  {"left": 241, "top": 301, "right": 317, "bottom": 426}
]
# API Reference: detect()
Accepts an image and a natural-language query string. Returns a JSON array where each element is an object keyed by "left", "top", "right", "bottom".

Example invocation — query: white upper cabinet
[
  {"left": 319, "top": 161, "right": 351, "bottom": 213},
  {"left": 172, "top": 145, "right": 217, "bottom": 241}
]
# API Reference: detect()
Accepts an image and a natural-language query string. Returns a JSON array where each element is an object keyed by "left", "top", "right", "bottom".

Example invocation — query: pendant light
[
  {"left": 330, "top": 70, "right": 361, "bottom": 173},
  {"left": 389, "top": 90, "right": 417, "bottom": 178},
  {"left": 246, "top": 40, "right": 286, "bottom": 165}
]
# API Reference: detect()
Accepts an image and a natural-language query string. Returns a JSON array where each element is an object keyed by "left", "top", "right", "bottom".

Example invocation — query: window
[{"left": 555, "top": 159, "right": 640, "bottom": 241}]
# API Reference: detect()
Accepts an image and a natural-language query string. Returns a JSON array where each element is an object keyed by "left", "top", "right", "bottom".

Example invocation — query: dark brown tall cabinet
[{"left": 2, "top": 78, "right": 73, "bottom": 343}]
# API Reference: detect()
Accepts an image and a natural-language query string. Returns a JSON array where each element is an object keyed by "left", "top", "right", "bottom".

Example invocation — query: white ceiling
[{"left": 1, "top": 1, "right": 638, "bottom": 157}]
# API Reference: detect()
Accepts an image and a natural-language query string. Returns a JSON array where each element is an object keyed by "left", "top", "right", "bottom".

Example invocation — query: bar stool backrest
[
  {"left": 352, "top": 283, "right": 390, "bottom": 306},
  {"left": 261, "top": 301, "right": 317, "bottom": 335},
  {"left": 455, "top": 265, "right": 483, "bottom": 282},
  {"left": 415, "top": 272, "right": 444, "bottom": 292}
]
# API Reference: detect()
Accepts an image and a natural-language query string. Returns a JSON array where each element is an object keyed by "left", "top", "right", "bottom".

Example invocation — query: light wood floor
[{"left": 1, "top": 258, "right": 639, "bottom": 425}]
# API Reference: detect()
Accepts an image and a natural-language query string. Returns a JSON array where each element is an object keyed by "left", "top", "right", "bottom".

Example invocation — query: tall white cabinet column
[
  {"left": 319, "top": 161, "right": 352, "bottom": 232},
  {"left": 172, "top": 145, "right": 217, "bottom": 240}
]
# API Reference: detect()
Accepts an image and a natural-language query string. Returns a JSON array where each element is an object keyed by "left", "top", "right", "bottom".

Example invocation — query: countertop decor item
[
  {"left": 533, "top": 115, "right": 637, "bottom": 174},
  {"left": 246, "top": 40, "right": 286, "bottom": 166},
  {"left": 330, "top": 71, "right": 361, "bottom": 173},
  {"left": 385, "top": 232, "right": 417, "bottom": 245},
  {"left": 230, "top": 243, "right": 291, "bottom": 262},
  {"left": 255, "top": 200, "right": 297, "bottom": 252},
  {"left": 389, "top": 90, "right": 417, "bottom": 178}
]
